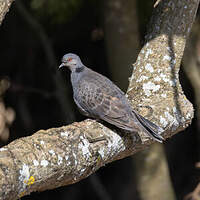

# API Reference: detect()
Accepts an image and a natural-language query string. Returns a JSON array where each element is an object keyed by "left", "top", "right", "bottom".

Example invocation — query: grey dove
[{"left": 59, "top": 53, "right": 164, "bottom": 143}]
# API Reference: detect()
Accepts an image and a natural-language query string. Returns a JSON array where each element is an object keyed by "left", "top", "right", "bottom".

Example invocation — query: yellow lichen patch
[
  {"left": 27, "top": 176, "right": 35, "bottom": 185},
  {"left": 24, "top": 176, "right": 35, "bottom": 185},
  {"left": 19, "top": 176, "right": 35, "bottom": 198}
]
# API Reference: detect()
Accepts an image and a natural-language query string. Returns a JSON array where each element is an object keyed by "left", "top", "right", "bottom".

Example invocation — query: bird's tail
[{"left": 133, "top": 111, "right": 164, "bottom": 143}]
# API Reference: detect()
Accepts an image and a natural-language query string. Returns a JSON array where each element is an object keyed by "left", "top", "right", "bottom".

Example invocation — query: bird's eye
[{"left": 67, "top": 58, "right": 72, "bottom": 62}]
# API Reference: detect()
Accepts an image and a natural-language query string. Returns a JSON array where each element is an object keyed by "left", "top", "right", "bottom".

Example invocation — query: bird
[{"left": 59, "top": 53, "right": 164, "bottom": 143}]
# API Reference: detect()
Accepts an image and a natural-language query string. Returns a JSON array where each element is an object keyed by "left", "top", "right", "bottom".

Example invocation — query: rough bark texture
[
  {"left": 0, "top": 0, "right": 14, "bottom": 25},
  {"left": 0, "top": 0, "right": 199, "bottom": 199},
  {"left": 127, "top": 0, "right": 197, "bottom": 137},
  {"left": 0, "top": 120, "right": 141, "bottom": 199}
]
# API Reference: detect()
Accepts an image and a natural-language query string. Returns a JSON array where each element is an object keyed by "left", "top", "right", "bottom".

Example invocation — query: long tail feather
[{"left": 133, "top": 111, "right": 164, "bottom": 143}]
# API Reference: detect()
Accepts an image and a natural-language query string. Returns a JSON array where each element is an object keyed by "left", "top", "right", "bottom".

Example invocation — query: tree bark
[
  {"left": 127, "top": 0, "right": 197, "bottom": 135},
  {"left": 0, "top": 0, "right": 198, "bottom": 199}
]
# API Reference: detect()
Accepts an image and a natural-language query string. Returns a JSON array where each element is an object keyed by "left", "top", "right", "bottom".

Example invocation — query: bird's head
[{"left": 59, "top": 53, "right": 84, "bottom": 72}]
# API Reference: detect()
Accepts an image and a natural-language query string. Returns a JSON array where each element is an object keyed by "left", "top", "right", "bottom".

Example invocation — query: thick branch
[
  {"left": 0, "top": 0, "right": 199, "bottom": 199},
  {"left": 127, "top": 0, "right": 197, "bottom": 137},
  {"left": 0, "top": 120, "right": 142, "bottom": 199}
]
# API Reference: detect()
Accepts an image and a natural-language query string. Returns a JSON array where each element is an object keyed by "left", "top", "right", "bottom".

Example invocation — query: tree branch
[
  {"left": 0, "top": 0, "right": 199, "bottom": 199},
  {"left": 127, "top": 0, "right": 197, "bottom": 137}
]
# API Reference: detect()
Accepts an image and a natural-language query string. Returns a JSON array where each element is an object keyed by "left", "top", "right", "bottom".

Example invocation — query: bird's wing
[
  {"left": 74, "top": 75, "right": 138, "bottom": 130},
  {"left": 96, "top": 93, "right": 140, "bottom": 131}
]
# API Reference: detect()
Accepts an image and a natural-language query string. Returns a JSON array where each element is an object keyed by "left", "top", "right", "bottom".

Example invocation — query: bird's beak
[{"left": 59, "top": 63, "right": 65, "bottom": 69}]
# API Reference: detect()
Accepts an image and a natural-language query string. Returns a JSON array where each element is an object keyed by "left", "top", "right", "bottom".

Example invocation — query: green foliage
[{"left": 31, "top": 0, "right": 83, "bottom": 23}]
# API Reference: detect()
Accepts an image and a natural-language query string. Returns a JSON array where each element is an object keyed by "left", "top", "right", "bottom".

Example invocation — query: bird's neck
[{"left": 75, "top": 65, "right": 85, "bottom": 73}]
